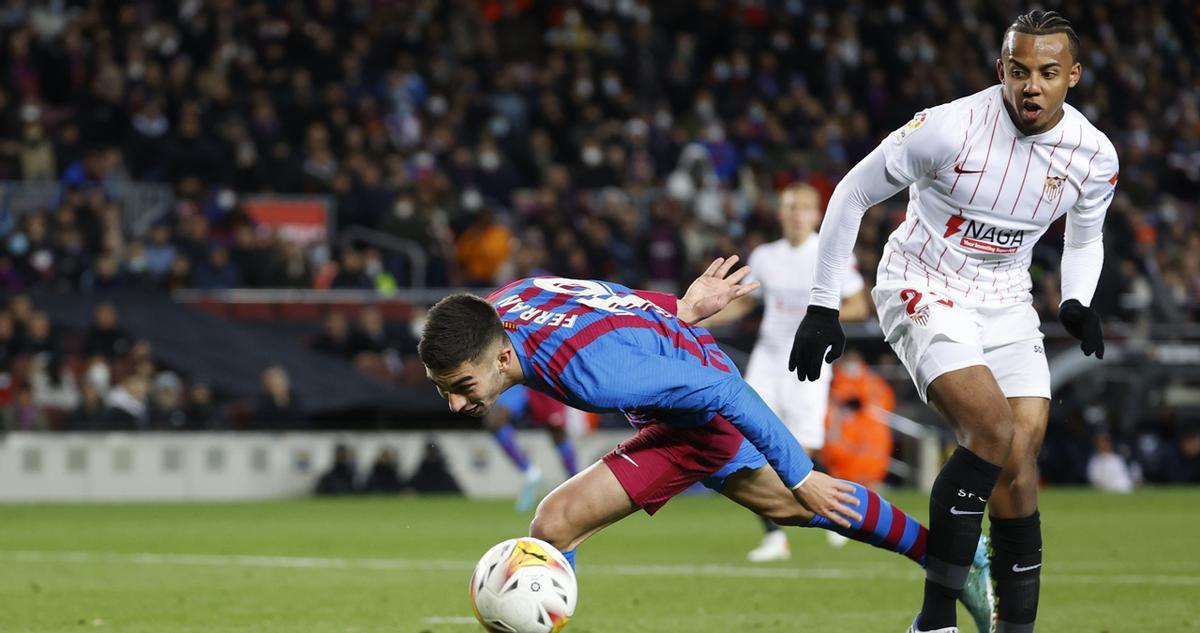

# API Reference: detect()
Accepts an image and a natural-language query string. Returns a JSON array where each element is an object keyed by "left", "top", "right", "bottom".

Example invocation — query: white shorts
[
  {"left": 871, "top": 283, "right": 1050, "bottom": 403},
  {"left": 744, "top": 348, "right": 829, "bottom": 450}
]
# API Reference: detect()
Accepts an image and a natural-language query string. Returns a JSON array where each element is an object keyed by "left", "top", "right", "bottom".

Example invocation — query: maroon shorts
[{"left": 601, "top": 416, "right": 744, "bottom": 515}]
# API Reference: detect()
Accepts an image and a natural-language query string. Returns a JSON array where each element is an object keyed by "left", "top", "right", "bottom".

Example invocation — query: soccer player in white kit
[
  {"left": 789, "top": 11, "right": 1115, "bottom": 633},
  {"left": 704, "top": 183, "right": 867, "bottom": 562}
]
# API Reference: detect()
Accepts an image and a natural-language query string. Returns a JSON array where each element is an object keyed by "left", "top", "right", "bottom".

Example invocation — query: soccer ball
[{"left": 469, "top": 537, "right": 578, "bottom": 633}]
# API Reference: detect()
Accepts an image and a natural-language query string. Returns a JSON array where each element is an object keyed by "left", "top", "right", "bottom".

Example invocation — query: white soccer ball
[{"left": 469, "top": 537, "right": 578, "bottom": 633}]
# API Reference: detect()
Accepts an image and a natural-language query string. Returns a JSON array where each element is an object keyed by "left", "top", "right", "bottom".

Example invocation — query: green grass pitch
[{"left": 2, "top": 488, "right": 1198, "bottom": 632}]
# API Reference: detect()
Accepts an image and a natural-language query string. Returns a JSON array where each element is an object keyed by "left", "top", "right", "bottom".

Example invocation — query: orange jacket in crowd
[
  {"left": 456, "top": 219, "right": 513, "bottom": 285},
  {"left": 822, "top": 361, "right": 895, "bottom": 487}
]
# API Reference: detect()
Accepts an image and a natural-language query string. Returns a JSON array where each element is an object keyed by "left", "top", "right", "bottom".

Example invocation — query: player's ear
[
  {"left": 995, "top": 58, "right": 1004, "bottom": 83},
  {"left": 1068, "top": 62, "right": 1081, "bottom": 88}
]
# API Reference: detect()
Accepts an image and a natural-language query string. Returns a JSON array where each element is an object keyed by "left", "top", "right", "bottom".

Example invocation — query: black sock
[
  {"left": 991, "top": 511, "right": 1042, "bottom": 633},
  {"left": 761, "top": 516, "right": 781, "bottom": 533},
  {"left": 919, "top": 446, "right": 1002, "bottom": 631}
]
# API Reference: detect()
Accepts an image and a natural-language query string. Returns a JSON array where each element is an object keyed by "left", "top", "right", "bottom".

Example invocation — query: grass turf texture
[{"left": 1, "top": 489, "right": 1198, "bottom": 633}]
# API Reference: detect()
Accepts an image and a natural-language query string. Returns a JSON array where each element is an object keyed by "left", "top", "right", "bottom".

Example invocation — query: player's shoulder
[
  {"left": 1063, "top": 103, "right": 1119, "bottom": 169},
  {"left": 888, "top": 87, "right": 993, "bottom": 155}
]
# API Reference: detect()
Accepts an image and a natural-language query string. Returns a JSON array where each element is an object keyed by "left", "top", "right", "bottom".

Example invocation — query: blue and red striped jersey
[{"left": 486, "top": 276, "right": 814, "bottom": 487}]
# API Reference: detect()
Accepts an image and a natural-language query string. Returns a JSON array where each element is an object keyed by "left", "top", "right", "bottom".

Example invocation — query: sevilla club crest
[{"left": 1042, "top": 175, "right": 1067, "bottom": 202}]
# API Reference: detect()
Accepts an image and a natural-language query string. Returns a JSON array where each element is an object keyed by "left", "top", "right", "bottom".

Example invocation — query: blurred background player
[
  {"left": 703, "top": 183, "right": 868, "bottom": 562},
  {"left": 486, "top": 383, "right": 594, "bottom": 512},
  {"left": 822, "top": 350, "right": 896, "bottom": 547}
]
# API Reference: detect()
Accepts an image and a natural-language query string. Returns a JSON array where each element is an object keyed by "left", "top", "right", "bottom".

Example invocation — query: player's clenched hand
[
  {"left": 791, "top": 471, "right": 862, "bottom": 529},
  {"left": 1058, "top": 299, "right": 1105, "bottom": 359},
  {"left": 677, "top": 255, "right": 761, "bottom": 323},
  {"left": 788, "top": 306, "right": 845, "bottom": 381}
]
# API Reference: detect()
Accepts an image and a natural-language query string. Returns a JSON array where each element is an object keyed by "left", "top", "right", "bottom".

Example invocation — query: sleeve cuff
[
  {"left": 809, "top": 287, "right": 841, "bottom": 310},
  {"left": 789, "top": 471, "right": 814, "bottom": 490}
]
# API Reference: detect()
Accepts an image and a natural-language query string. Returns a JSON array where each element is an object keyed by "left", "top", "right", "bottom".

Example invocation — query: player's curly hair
[
  {"left": 419, "top": 293, "right": 506, "bottom": 372},
  {"left": 1005, "top": 10, "right": 1080, "bottom": 62}
]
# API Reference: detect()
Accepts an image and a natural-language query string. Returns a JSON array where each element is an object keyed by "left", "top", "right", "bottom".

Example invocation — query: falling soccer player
[{"left": 419, "top": 256, "right": 993, "bottom": 629}]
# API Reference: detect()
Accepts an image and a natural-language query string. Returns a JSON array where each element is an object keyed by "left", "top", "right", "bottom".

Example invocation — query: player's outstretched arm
[{"left": 677, "top": 255, "right": 760, "bottom": 324}]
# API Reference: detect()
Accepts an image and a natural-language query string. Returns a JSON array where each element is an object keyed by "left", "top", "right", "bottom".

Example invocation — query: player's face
[
  {"left": 426, "top": 345, "right": 513, "bottom": 417},
  {"left": 996, "top": 31, "right": 1080, "bottom": 135},
  {"left": 779, "top": 189, "right": 820, "bottom": 241}
]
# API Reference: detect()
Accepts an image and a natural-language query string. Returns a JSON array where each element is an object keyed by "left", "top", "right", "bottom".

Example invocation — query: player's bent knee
[
  {"left": 959, "top": 409, "right": 1015, "bottom": 458},
  {"left": 1003, "top": 468, "right": 1040, "bottom": 501},
  {"left": 528, "top": 510, "right": 573, "bottom": 551}
]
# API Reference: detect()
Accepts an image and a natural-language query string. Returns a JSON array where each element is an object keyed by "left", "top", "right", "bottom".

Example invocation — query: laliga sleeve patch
[{"left": 892, "top": 111, "right": 929, "bottom": 144}]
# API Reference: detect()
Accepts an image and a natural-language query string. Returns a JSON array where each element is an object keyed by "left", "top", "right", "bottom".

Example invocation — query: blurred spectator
[
  {"left": 350, "top": 305, "right": 417, "bottom": 362},
  {"left": 149, "top": 371, "right": 190, "bottom": 431},
  {"left": 19, "top": 123, "right": 55, "bottom": 179},
  {"left": 1181, "top": 430, "right": 1200, "bottom": 484},
  {"left": 255, "top": 364, "right": 302, "bottom": 429},
  {"left": 454, "top": 208, "right": 512, "bottom": 287},
  {"left": 229, "top": 225, "right": 271, "bottom": 288},
  {"left": 1087, "top": 430, "right": 1136, "bottom": 494},
  {"left": 185, "top": 382, "right": 221, "bottom": 429},
  {"left": 407, "top": 440, "right": 461, "bottom": 494},
  {"left": 265, "top": 241, "right": 313, "bottom": 288},
  {"left": 84, "top": 303, "right": 131, "bottom": 358},
  {"left": 310, "top": 312, "right": 353, "bottom": 359},
  {"left": 0, "top": 310, "right": 18, "bottom": 369},
  {"left": 822, "top": 351, "right": 895, "bottom": 490},
  {"left": 315, "top": 443, "right": 359, "bottom": 496},
  {"left": 2, "top": 386, "right": 45, "bottom": 430},
  {"left": 104, "top": 374, "right": 149, "bottom": 431},
  {"left": 19, "top": 310, "right": 58, "bottom": 358},
  {"left": 29, "top": 354, "right": 79, "bottom": 414},
  {"left": 330, "top": 249, "right": 373, "bottom": 290},
  {"left": 363, "top": 447, "right": 406, "bottom": 494},
  {"left": 63, "top": 380, "right": 106, "bottom": 431},
  {"left": 143, "top": 225, "right": 177, "bottom": 279},
  {"left": 192, "top": 247, "right": 242, "bottom": 290}
]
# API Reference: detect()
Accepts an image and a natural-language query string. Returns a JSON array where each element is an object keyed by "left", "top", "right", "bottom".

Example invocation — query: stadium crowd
[
  {"left": 0, "top": 1, "right": 1195, "bottom": 313},
  {"left": 0, "top": 2, "right": 1197, "bottom": 481}
]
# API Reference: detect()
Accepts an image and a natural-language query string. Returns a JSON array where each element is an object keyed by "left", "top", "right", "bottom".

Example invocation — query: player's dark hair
[
  {"left": 1005, "top": 10, "right": 1080, "bottom": 62},
  {"left": 419, "top": 293, "right": 505, "bottom": 372}
]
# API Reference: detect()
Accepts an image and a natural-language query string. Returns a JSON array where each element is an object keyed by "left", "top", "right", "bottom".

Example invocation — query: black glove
[
  {"left": 1058, "top": 299, "right": 1105, "bottom": 359},
  {"left": 789, "top": 305, "right": 845, "bottom": 381}
]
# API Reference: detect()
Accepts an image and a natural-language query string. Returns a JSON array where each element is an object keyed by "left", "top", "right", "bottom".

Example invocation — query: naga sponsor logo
[{"left": 943, "top": 215, "right": 1026, "bottom": 254}]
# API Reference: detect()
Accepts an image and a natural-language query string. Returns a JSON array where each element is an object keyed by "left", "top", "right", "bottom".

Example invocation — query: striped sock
[
  {"left": 561, "top": 548, "right": 576, "bottom": 570},
  {"left": 805, "top": 480, "right": 928, "bottom": 566}
]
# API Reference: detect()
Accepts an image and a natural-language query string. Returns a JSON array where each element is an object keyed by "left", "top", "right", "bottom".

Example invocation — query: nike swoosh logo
[
  {"left": 1012, "top": 563, "right": 1042, "bottom": 573},
  {"left": 949, "top": 506, "right": 984, "bottom": 515},
  {"left": 954, "top": 164, "right": 984, "bottom": 174}
]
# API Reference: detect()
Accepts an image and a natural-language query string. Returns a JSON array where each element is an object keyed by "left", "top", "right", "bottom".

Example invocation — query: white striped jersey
[{"left": 877, "top": 85, "right": 1118, "bottom": 303}]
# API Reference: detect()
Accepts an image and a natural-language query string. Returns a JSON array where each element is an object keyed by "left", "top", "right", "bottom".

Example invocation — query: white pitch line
[
  {"left": 4, "top": 550, "right": 1200, "bottom": 587},
  {"left": 423, "top": 616, "right": 479, "bottom": 625}
]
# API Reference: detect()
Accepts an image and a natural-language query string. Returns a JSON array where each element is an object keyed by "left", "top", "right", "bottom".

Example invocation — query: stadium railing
[{"left": 0, "top": 180, "right": 174, "bottom": 234}]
